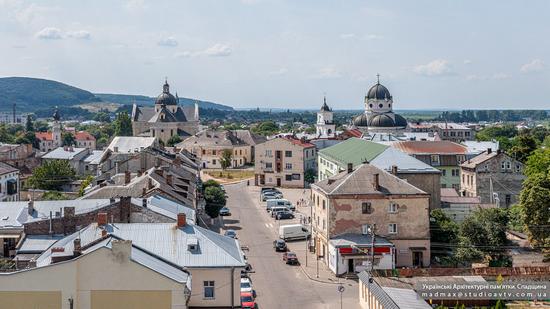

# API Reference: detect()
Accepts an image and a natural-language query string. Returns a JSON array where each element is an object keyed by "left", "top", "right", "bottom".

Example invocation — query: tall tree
[
  {"left": 28, "top": 160, "right": 76, "bottom": 191},
  {"left": 204, "top": 185, "right": 226, "bottom": 218},
  {"left": 167, "top": 135, "right": 182, "bottom": 147},
  {"left": 62, "top": 132, "right": 75, "bottom": 146},
  {"left": 220, "top": 149, "right": 233, "bottom": 170},
  {"left": 509, "top": 132, "right": 538, "bottom": 162},
  {"left": 25, "top": 115, "right": 34, "bottom": 132},
  {"left": 113, "top": 112, "right": 133, "bottom": 136}
]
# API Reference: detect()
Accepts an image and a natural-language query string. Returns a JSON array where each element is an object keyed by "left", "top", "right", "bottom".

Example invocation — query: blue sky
[{"left": 0, "top": 0, "right": 549, "bottom": 110}]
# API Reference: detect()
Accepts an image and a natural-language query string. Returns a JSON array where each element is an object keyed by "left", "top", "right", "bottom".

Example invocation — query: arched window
[{"left": 378, "top": 104, "right": 383, "bottom": 108}]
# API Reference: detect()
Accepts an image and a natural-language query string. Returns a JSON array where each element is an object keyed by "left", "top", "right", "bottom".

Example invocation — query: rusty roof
[{"left": 392, "top": 141, "right": 467, "bottom": 155}]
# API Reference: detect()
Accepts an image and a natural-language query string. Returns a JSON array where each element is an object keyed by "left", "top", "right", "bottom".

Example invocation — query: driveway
[{"left": 222, "top": 181, "right": 360, "bottom": 309}]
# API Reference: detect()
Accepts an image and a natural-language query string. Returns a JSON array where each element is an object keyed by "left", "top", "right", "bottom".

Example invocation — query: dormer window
[{"left": 187, "top": 237, "right": 199, "bottom": 252}]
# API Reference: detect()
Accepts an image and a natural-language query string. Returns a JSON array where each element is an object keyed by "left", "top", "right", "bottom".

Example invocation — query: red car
[
  {"left": 283, "top": 252, "right": 299, "bottom": 265},
  {"left": 241, "top": 291, "right": 257, "bottom": 309}
]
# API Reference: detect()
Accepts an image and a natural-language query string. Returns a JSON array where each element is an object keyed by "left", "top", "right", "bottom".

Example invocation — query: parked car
[
  {"left": 224, "top": 229, "right": 237, "bottom": 239},
  {"left": 270, "top": 206, "right": 290, "bottom": 217},
  {"left": 279, "top": 224, "right": 310, "bottom": 241},
  {"left": 261, "top": 187, "right": 281, "bottom": 194},
  {"left": 276, "top": 211, "right": 295, "bottom": 220},
  {"left": 241, "top": 292, "right": 257, "bottom": 309},
  {"left": 262, "top": 191, "right": 283, "bottom": 201},
  {"left": 283, "top": 252, "right": 299, "bottom": 265},
  {"left": 241, "top": 277, "right": 253, "bottom": 293},
  {"left": 219, "top": 207, "right": 231, "bottom": 216},
  {"left": 273, "top": 239, "right": 287, "bottom": 252},
  {"left": 266, "top": 199, "right": 293, "bottom": 211}
]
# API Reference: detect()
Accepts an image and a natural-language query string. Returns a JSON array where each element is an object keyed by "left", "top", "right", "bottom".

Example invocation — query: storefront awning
[{"left": 409, "top": 246, "right": 427, "bottom": 251}]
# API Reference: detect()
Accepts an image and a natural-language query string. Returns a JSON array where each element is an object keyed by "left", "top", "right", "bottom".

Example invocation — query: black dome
[
  {"left": 366, "top": 83, "right": 392, "bottom": 100},
  {"left": 352, "top": 113, "right": 369, "bottom": 127},
  {"left": 155, "top": 81, "right": 178, "bottom": 105},
  {"left": 155, "top": 92, "right": 178, "bottom": 106},
  {"left": 394, "top": 114, "right": 408, "bottom": 127},
  {"left": 368, "top": 114, "right": 395, "bottom": 127}
]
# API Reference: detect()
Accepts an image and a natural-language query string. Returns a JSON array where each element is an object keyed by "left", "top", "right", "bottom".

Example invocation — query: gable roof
[
  {"left": 35, "top": 132, "right": 53, "bottom": 141},
  {"left": 42, "top": 147, "right": 88, "bottom": 160},
  {"left": 74, "top": 131, "right": 96, "bottom": 141},
  {"left": 0, "top": 162, "right": 17, "bottom": 175},
  {"left": 392, "top": 141, "right": 467, "bottom": 155},
  {"left": 37, "top": 222, "right": 246, "bottom": 268},
  {"left": 319, "top": 137, "right": 388, "bottom": 167},
  {"left": 370, "top": 147, "right": 440, "bottom": 174},
  {"left": 460, "top": 150, "right": 517, "bottom": 169},
  {"left": 313, "top": 163, "right": 427, "bottom": 196},
  {"left": 107, "top": 136, "right": 157, "bottom": 153}
]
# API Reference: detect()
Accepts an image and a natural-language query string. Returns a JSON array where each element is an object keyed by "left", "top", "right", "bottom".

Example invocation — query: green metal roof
[{"left": 318, "top": 137, "right": 388, "bottom": 168}]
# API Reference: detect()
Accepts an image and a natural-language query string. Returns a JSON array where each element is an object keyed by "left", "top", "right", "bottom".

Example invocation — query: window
[
  {"left": 515, "top": 164, "right": 521, "bottom": 173},
  {"left": 203, "top": 281, "right": 215, "bottom": 299},
  {"left": 462, "top": 174, "right": 465, "bottom": 183},
  {"left": 388, "top": 223, "right": 397, "bottom": 234},
  {"left": 285, "top": 163, "right": 292, "bottom": 170},
  {"left": 212, "top": 159, "right": 216, "bottom": 165},
  {"left": 457, "top": 155, "right": 466, "bottom": 163},
  {"left": 266, "top": 150, "right": 272, "bottom": 157},
  {"left": 441, "top": 169, "right": 446, "bottom": 176},
  {"left": 292, "top": 174, "right": 301, "bottom": 180},
  {"left": 322, "top": 200, "right": 326, "bottom": 210},
  {"left": 388, "top": 202, "right": 398, "bottom": 213},
  {"left": 431, "top": 155, "right": 440, "bottom": 166},
  {"left": 265, "top": 162, "right": 272, "bottom": 169},
  {"left": 362, "top": 202, "right": 372, "bottom": 214},
  {"left": 285, "top": 150, "right": 292, "bottom": 157},
  {"left": 506, "top": 161, "right": 511, "bottom": 169},
  {"left": 285, "top": 174, "right": 292, "bottom": 181}
]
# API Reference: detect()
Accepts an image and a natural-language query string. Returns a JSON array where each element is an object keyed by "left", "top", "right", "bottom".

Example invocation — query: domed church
[
  {"left": 131, "top": 80, "right": 199, "bottom": 143},
  {"left": 352, "top": 75, "right": 407, "bottom": 135}
]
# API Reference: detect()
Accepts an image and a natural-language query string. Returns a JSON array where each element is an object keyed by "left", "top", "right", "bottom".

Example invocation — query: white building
[
  {"left": 316, "top": 97, "right": 336, "bottom": 138},
  {"left": 0, "top": 162, "right": 19, "bottom": 202}
]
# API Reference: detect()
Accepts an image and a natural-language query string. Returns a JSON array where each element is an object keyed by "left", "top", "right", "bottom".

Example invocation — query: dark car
[
  {"left": 276, "top": 211, "right": 295, "bottom": 220},
  {"left": 261, "top": 187, "right": 280, "bottom": 194},
  {"left": 219, "top": 207, "right": 231, "bottom": 216},
  {"left": 224, "top": 229, "right": 237, "bottom": 239},
  {"left": 273, "top": 239, "right": 287, "bottom": 252},
  {"left": 283, "top": 252, "right": 299, "bottom": 265}
]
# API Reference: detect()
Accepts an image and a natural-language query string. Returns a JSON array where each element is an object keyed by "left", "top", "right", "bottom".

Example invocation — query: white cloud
[
  {"left": 466, "top": 73, "right": 510, "bottom": 81},
  {"left": 35, "top": 27, "right": 62, "bottom": 40},
  {"left": 269, "top": 68, "right": 288, "bottom": 75},
  {"left": 339, "top": 33, "right": 355, "bottom": 39},
  {"left": 203, "top": 43, "right": 232, "bottom": 57},
  {"left": 125, "top": 0, "right": 148, "bottom": 11},
  {"left": 463, "top": 59, "right": 472, "bottom": 65},
  {"left": 414, "top": 59, "right": 454, "bottom": 76},
  {"left": 520, "top": 59, "right": 544, "bottom": 73},
  {"left": 491, "top": 73, "right": 510, "bottom": 80},
  {"left": 363, "top": 34, "right": 383, "bottom": 40},
  {"left": 157, "top": 36, "right": 178, "bottom": 47},
  {"left": 67, "top": 30, "right": 91, "bottom": 40},
  {"left": 174, "top": 43, "right": 233, "bottom": 58},
  {"left": 313, "top": 67, "right": 342, "bottom": 79}
]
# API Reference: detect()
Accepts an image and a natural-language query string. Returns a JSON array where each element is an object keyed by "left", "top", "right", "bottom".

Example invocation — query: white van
[
  {"left": 266, "top": 199, "right": 294, "bottom": 211},
  {"left": 279, "top": 224, "right": 310, "bottom": 241}
]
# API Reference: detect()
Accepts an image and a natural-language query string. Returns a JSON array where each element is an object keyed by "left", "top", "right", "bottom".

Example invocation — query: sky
[{"left": 1, "top": 0, "right": 549, "bottom": 110}]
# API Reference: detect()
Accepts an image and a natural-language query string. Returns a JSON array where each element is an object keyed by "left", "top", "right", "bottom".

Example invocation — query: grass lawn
[{"left": 203, "top": 169, "right": 254, "bottom": 182}]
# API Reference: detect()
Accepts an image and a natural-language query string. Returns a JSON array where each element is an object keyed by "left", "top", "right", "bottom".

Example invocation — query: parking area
[{"left": 221, "top": 181, "right": 360, "bottom": 309}]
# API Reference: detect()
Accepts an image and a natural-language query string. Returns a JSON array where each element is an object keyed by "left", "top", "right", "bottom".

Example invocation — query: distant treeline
[{"left": 437, "top": 110, "right": 549, "bottom": 123}]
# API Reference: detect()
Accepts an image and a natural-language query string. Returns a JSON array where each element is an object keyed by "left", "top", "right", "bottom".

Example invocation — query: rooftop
[
  {"left": 313, "top": 163, "right": 427, "bottom": 196},
  {"left": 42, "top": 147, "right": 88, "bottom": 160},
  {"left": 392, "top": 141, "right": 467, "bottom": 155},
  {"left": 319, "top": 137, "right": 388, "bottom": 167},
  {"left": 74, "top": 131, "right": 96, "bottom": 141},
  {"left": 0, "top": 162, "right": 18, "bottom": 175},
  {"left": 370, "top": 147, "right": 440, "bottom": 174},
  {"left": 460, "top": 150, "right": 514, "bottom": 169},
  {"left": 107, "top": 136, "right": 157, "bottom": 153}
]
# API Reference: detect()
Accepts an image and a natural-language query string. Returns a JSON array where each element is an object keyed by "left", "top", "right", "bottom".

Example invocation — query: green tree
[
  {"left": 28, "top": 160, "right": 76, "bottom": 191},
  {"left": 113, "top": 112, "right": 133, "bottom": 136},
  {"left": 202, "top": 179, "right": 221, "bottom": 190},
  {"left": 25, "top": 114, "right": 34, "bottom": 132},
  {"left": 251, "top": 121, "right": 279, "bottom": 136},
  {"left": 430, "top": 209, "right": 459, "bottom": 244},
  {"left": 507, "top": 204, "right": 525, "bottom": 233},
  {"left": 78, "top": 175, "right": 94, "bottom": 197},
  {"left": 204, "top": 185, "right": 226, "bottom": 218},
  {"left": 304, "top": 169, "right": 316, "bottom": 184},
  {"left": 509, "top": 132, "right": 538, "bottom": 162},
  {"left": 62, "top": 132, "right": 75, "bottom": 146},
  {"left": 42, "top": 191, "right": 69, "bottom": 200},
  {"left": 519, "top": 173, "right": 550, "bottom": 254},
  {"left": 220, "top": 149, "right": 233, "bottom": 170},
  {"left": 167, "top": 135, "right": 182, "bottom": 147},
  {"left": 524, "top": 148, "right": 550, "bottom": 178},
  {"left": 93, "top": 111, "right": 111, "bottom": 123},
  {"left": 456, "top": 208, "right": 509, "bottom": 264}
]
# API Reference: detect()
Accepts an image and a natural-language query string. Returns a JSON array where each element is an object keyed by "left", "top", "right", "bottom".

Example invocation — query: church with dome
[
  {"left": 351, "top": 76, "right": 409, "bottom": 141},
  {"left": 131, "top": 80, "right": 199, "bottom": 144}
]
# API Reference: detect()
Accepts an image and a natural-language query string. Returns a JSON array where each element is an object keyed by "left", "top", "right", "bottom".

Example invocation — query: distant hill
[
  {"left": 0, "top": 77, "right": 233, "bottom": 113},
  {"left": 94, "top": 93, "right": 233, "bottom": 111},
  {"left": 0, "top": 77, "right": 100, "bottom": 111}
]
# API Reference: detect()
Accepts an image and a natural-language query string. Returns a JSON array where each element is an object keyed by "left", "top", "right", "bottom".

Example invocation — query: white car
[{"left": 240, "top": 277, "right": 253, "bottom": 293}]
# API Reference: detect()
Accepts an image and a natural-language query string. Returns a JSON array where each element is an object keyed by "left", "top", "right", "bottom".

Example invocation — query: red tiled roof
[
  {"left": 392, "top": 141, "right": 467, "bottom": 154},
  {"left": 35, "top": 132, "right": 53, "bottom": 141},
  {"left": 282, "top": 136, "right": 315, "bottom": 148},
  {"left": 74, "top": 131, "right": 96, "bottom": 141},
  {"left": 343, "top": 129, "right": 362, "bottom": 138}
]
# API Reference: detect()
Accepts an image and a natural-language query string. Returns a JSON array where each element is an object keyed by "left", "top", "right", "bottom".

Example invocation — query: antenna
[{"left": 376, "top": 73, "right": 380, "bottom": 84}]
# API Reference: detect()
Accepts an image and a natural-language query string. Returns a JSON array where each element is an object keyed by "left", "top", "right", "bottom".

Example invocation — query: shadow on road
[
  {"left": 224, "top": 225, "right": 243, "bottom": 231},
  {"left": 223, "top": 219, "right": 241, "bottom": 225}
]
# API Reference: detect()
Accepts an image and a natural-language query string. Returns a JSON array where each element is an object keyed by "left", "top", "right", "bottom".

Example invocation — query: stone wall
[{"left": 398, "top": 172, "right": 441, "bottom": 210}]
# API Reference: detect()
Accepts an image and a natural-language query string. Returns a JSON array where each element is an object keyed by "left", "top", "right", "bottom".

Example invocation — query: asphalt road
[{"left": 223, "top": 181, "right": 360, "bottom": 309}]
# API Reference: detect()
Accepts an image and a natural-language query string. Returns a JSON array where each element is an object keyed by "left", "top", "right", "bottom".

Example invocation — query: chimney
[
  {"left": 137, "top": 169, "right": 143, "bottom": 177},
  {"left": 347, "top": 163, "right": 353, "bottom": 174},
  {"left": 97, "top": 212, "right": 108, "bottom": 226},
  {"left": 142, "top": 198, "right": 147, "bottom": 208},
  {"left": 73, "top": 238, "right": 82, "bottom": 256},
  {"left": 177, "top": 213, "right": 187, "bottom": 228},
  {"left": 63, "top": 207, "right": 75, "bottom": 217},
  {"left": 148, "top": 178, "right": 154, "bottom": 189},
  {"left": 124, "top": 170, "right": 131, "bottom": 184},
  {"left": 166, "top": 173, "right": 173, "bottom": 186},
  {"left": 391, "top": 165, "right": 398, "bottom": 175},
  {"left": 101, "top": 229, "right": 108, "bottom": 237},
  {"left": 487, "top": 148, "right": 492, "bottom": 154},
  {"left": 142, "top": 187, "right": 147, "bottom": 196},
  {"left": 112, "top": 240, "right": 132, "bottom": 260},
  {"left": 373, "top": 173, "right": 380, "bottom": 191},
  {"left": 28, "top": 200, "right": 34, "bottom": 215},
  {"left": 109, "top": 197, "right": 115, "bottom": 204}
]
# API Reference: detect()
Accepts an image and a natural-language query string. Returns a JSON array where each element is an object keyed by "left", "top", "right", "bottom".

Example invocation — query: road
[{"left": 223, "top": 181, "right": 360, "bottom": 309}]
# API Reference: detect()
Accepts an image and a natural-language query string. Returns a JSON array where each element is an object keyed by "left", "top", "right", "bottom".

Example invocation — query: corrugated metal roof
[
  {"left": 370, "top": 148, "right": 440, "bottom": 174},
  {"left": 133, "top": 194, "right": 195, "bottom": 224},
  {"left": 107, "top": 136, "right": 157, "bottom": 153},
  {"left": 382, "top": 287, "right": 432, "bottom": 309},
  {"left": 83, "top": 150, "right": 103, "bottom": 164},
  {"left": 319, "top": 138, "right": 388, "bottom": 168},
  {"left": 42, "top": 147, "right": 88, "bottom": 160},
  {"left": 37, "top": 222, "right": 246, "bottom": 268},
  {"left": 392, "top": 141, "right": 467, "bottom": 155},
  {"left": 17, "top": 235, "right": 64, "bottom": 253}
]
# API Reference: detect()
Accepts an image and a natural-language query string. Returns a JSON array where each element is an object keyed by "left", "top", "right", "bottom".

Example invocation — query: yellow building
[{"left": 0, "top": 239, "right": 190, "bottom": 309}]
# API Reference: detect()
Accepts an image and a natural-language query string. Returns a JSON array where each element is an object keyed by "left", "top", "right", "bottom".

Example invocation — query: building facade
[
  {"left": 408, "top": 122, "right": 474, "bottom": 143},
  {"left": 131, "top": 80, "right": 199, "bottom": 144},
  {"left": 35, "top": 109, "right": 62, "bottom": 153},
  {"left": 392, "top": 141, "right": 467, "bottom": 191},
  {"left": 0, "top": 162, "right": 19, "bottom": 202},
  {"left": 254, "top": 136, "right": 316, "bottom": 188},
  {"left": 460, "top": 149, "right": 524, "bottom": 207},
  {"left": 311, "top": 164, "right": 431, "bottom": 273}
]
